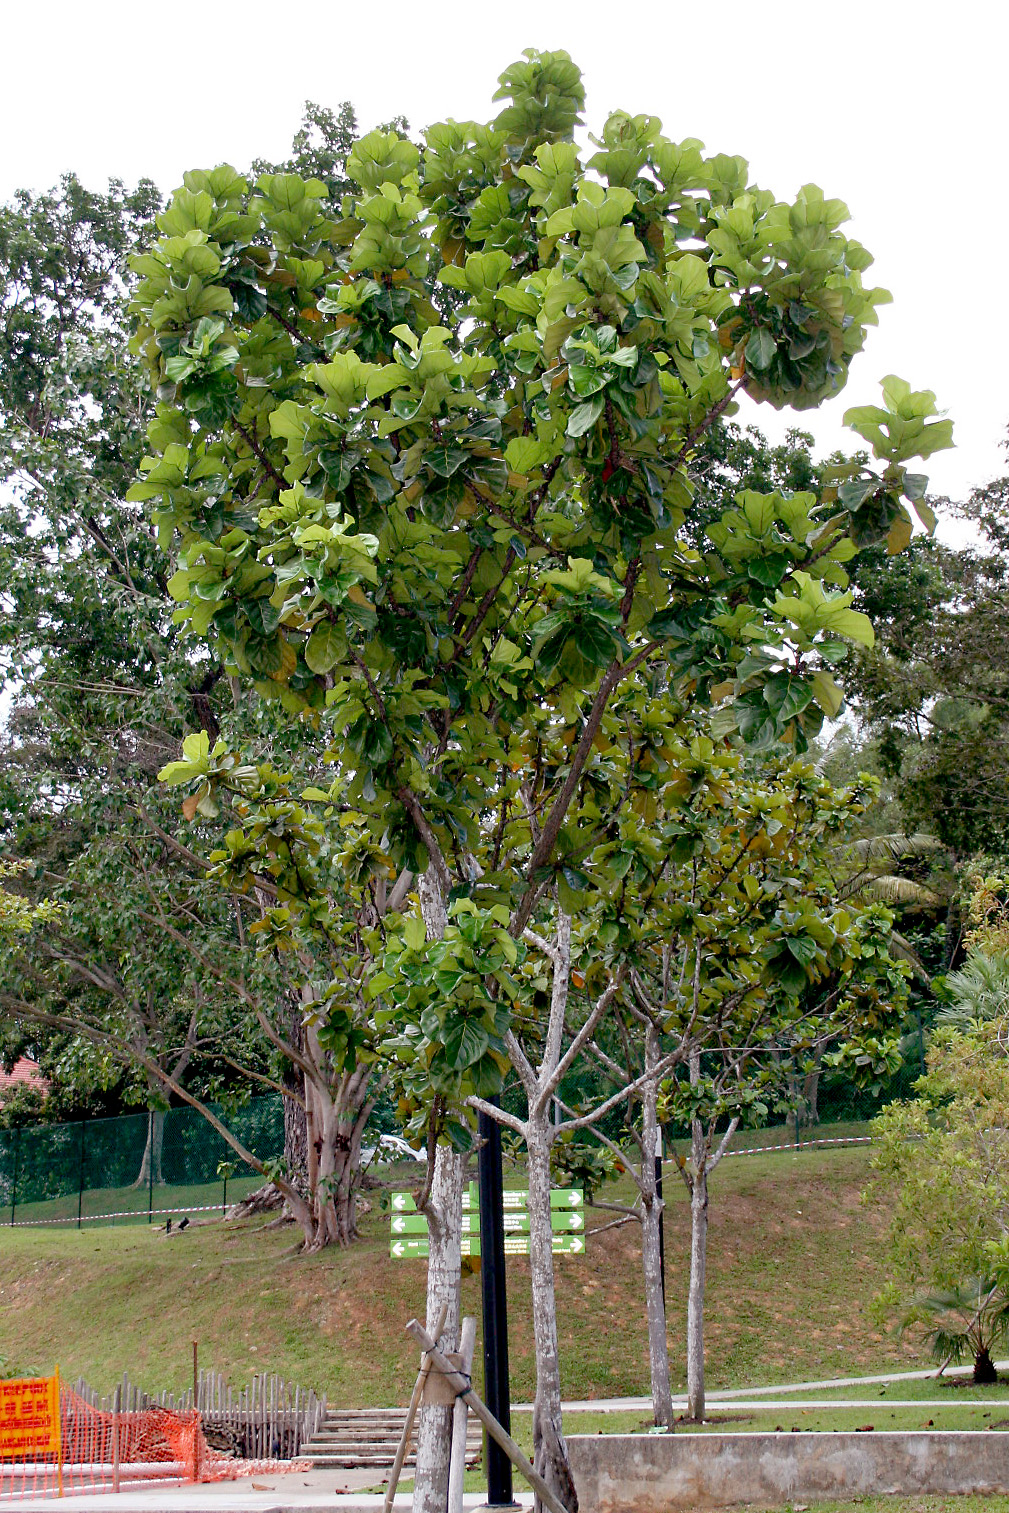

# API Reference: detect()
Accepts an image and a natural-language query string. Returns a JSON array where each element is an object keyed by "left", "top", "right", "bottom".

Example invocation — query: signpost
[
  {"left": 389, "top": 1168, "right": 585, "bottom": 1510},
  {"left": 388, "top": 1186, "right": 586, "bottom": 1254}
]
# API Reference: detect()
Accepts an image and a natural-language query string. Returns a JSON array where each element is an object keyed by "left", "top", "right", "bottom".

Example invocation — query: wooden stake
[
  {"left": 448, "top": 1316, "right": 476, "bottom": 1513},
  {"left": 405, "top": 1319, "right": 570, "bottom": 1513},
  {"left": 383, "top": 1303, "right": 447, "bottom": 1513}
]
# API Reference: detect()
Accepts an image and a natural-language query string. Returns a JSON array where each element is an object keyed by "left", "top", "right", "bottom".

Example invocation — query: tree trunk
[
  {"left": 802, "top": 1064, "right": 821, "bottom": 1128},
  {"left": 974, "top": 1346, "right": 998, "bottom": 1384},
  {"left": 686, "top": 1118, "right": 708, "bottom": 1423},
  {"left": 640, "top": 1038, "right": 673, "bottom": 1429},
  {"left": 527, "top": 1120, "right": 578, "bottom": 1513},
  {"left": 133, "top": 1109, "right": 165, "bottom": 1187},
  {"left": 413, "top": 857, "right": 462, "bottom": 1513},
  {"left": 413, "top": 1144, "right": 463, "bottom": 1513},
  {"left": 284, "top": 1094, "right": 309, "bottom": 1190},
  {"left": 284, "top": 990, "right": 309, "bottom": 1190}
]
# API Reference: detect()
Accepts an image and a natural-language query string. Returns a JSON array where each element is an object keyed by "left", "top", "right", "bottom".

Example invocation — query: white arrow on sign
[
  {"left": 392, "top": 1194, "right": 408, "bottom": 1210},
  {"left": 392, "top": 1216, "right": 407, "bottom": 1232},
  {"left": 392, "top": 1241, "right": 405, "bottom": 1257},
  {"left": 571, "top": 1236, "right": 584, "bottom": 1253},
  {"left": 564, "top": 1213, "right": 584, "bottom": 1229}
]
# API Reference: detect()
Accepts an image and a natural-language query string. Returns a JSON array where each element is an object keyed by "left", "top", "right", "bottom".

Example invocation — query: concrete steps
[{"left": 300, "top": 1408, "right": 483, "bottom": 1469}]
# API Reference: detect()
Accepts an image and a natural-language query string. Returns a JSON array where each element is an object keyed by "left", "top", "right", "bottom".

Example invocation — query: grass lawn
[
  {"left": 779, "top": 1376, "right": 1009, "bottom": 1402},
  {"left": 0, "top": 1143, "right": 921, "bottom": 1402},
  {"left": 9, "top": 1173, "right": 263, "bottom": 1227}
]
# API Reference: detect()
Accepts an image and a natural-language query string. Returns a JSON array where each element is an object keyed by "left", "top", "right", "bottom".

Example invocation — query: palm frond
[
  {"left": 927, "top": 1328, "right": 972, "bottom": 1365},
  {"left": 862, "top": 875, "right": 940, "bottom": 907},
  {"left": 888, "top": 930, "right": 930, "bottom": 982},
  {"left": 846, "top": 833, "right": 944, "bottom": 867},
  {"left": 940, "top": 950, "right": 1009, "bottom": 1026}
]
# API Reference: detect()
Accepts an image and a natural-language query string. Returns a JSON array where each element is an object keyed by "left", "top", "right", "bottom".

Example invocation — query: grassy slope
[{"left": 0, "top": 1145, "right": 920, "bottom": 1402}]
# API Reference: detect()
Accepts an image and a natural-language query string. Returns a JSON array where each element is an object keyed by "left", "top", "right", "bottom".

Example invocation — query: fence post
[
  {"left": 148, "top": 1111, "right": 154, "bottom": 1223},
  {"left": 916, "top": 1005, "right": 926, "bottom": 1076},
  {"left": 112, "top": 1384, "right": 121, "bottom": 1494},
  {"left": 10, "top": 1125, "right": 20, "bottom": 1226},
  {"left": 77, "top": 1117, "right": 87, "bottom": 1230}
]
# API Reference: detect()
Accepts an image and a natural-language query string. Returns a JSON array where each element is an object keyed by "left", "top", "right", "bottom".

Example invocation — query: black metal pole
[
  {"left": 10, "top": 1125, "right": 20, "bottom": 1226},
  {"left": 477, "top": 1101, "right": 515, "bottom": 1507},
  {"left": 77, "top": 1117, "right": 87, "bottom": 1230},
  {"left": 655, "top": 1128, "right": 665, "bottom": 1310}
]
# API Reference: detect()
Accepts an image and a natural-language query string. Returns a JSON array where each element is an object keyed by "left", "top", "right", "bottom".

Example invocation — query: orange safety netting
[{"left": 0, "top": 1387, "right": 311, "bottom": 1500}]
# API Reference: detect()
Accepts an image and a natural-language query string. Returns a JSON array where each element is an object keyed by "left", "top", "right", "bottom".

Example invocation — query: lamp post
[{"left": 477, "top": 1101, "right": 518, "bottom": 1508}]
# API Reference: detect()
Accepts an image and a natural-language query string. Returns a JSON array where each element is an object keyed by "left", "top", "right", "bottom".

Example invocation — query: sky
[{"left": 2, "top": 0, "right": 1005, "bottom": 517}]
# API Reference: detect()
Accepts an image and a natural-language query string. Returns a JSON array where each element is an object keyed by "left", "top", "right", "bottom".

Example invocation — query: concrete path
[
  {"left": 31, "top": 1472, "right": 533, "bottom": 1513},
  {"left": 539, "top": 1358, "right": 1009, "bottom": 1413}
]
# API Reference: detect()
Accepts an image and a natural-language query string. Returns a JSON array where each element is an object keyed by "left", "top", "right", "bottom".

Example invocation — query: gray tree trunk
[
  {"left": 685, "top": 1118, "right": 708, "bottom": 1423},
  {"left": 413, "top": 859, "right": 462, "bottom": 1513},
  {"left": 640, "top": 1048, "right": 673, "bottom": 1429},
  {"left": 133, "top": 1109, "right": 164, "bottom": 1187},
  {"left": 527, "top": 1121, "right": 578, "bottom": 1513},
  {"left": 284, "top": 990, "right": 309, "bottom": 1189},
  {"left": 413, "top": 1144, "right": 463, "bottom": 1513}
]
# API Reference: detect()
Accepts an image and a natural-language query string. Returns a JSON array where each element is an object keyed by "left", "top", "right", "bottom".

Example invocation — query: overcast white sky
[{"left": 3, "top": 0, "right": 1005, "bottom": 511}]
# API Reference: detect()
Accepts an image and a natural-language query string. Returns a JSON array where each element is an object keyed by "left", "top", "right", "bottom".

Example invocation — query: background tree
[
  {"left": 574, "top": 728, "right": 908, "bottom": 1423},
  {"left": 0, "top": 108, "right": 419, "bottom": 1242},
  {"left": 872, "top": 1024, "right": 1009, "bottom": 1382}
]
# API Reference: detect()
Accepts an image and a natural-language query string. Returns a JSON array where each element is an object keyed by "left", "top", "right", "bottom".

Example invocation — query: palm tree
[
  {"left": 937, "top": 950, "right": 1009, "bottom": 1057},
  {"left": 836, "top": 832, "right": 946, "bottom": 978},
  {"left": 904, "top": 1275, "right": 1009, "bottom": 1383}
]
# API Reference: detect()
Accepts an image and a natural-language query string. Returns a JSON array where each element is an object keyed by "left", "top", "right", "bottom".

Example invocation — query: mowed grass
[{"left": 0, "top": 1144, "right": 920, "bottom": 1402}]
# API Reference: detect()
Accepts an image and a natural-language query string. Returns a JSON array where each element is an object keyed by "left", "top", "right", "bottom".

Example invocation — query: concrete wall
[{"left": 568, "top": 1431, "right": 1009, "bottom": 1511}]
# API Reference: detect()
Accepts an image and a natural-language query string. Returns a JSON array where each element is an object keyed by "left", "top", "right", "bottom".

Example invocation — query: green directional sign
[
  {"left": 389, "top": 1214, "right": 430, "bottom": 1234},
  {"left": 392, "top": 1211, "right": 584, "bottom": 1237},
  {"left": 550, "top": 1211, "right": 585, "bottom": 1230},
  {"left": 390, "top": 1235, "right": 482, "bottom": 1260},
  {"left": 389, "top": 1235, "right": 430, "bottom": 1258},
  {"left": 391, "top": 1227, "right": 586, "bottom": 1258},
  {"left": 390, "top": 1185, "right": 583, "bottom": 1214},
  {"left": 498, "top": 1233, "right": 587, "bottom": 1256},
  {"left": 497, "top": 1189, "right": 583, "bottom": 1210}
]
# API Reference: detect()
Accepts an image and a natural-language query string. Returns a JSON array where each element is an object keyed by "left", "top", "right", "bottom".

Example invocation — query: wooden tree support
[
  {"left": 383, "top": 1304, "right": 448, "bottom": 1513},
  {"left": 405, "top": 1318, "right": 571, "bottom": 1513},
  {"left": 447, "top": 1317, "right": 477, "bottom": 1513}
]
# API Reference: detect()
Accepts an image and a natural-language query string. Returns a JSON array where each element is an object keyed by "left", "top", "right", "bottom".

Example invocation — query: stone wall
[{"left": 568, "top": 1430, "right": 1009, "bottom": 1511}]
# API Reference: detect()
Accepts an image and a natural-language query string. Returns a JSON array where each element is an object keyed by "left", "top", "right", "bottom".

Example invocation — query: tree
[
  {"left": 0, "top": 115, "right": 407, "bottom": 1246},
  {"left": 574, "top": 732, "right": 908, "bottom": 1422},
  {"left": 844, "top": 454, "right": 1009, "bottom": 865},
  {"left": 0, "top": 862, "right": 60, "bottom": 935},
  {"left": 872, "top": 1024, "right": 1009, "bottom": 1381},
  {"left": 128, "top": 47, "right": 949, "bottom": 1510}
]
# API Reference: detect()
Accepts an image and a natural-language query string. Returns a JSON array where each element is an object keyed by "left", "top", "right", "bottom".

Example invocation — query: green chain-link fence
[{"left": 0, "top": 1097, "right": 283, "bottom": 1228}]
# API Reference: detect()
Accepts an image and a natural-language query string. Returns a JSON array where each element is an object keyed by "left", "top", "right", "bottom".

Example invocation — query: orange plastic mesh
[{"left": 0, "top": 1387, "right": 310, "bottom": 1500}]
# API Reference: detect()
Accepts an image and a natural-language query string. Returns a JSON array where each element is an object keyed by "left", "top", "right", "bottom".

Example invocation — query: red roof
[{"left": 0, "top": 1057, "right": 48, "bottom": 1100}]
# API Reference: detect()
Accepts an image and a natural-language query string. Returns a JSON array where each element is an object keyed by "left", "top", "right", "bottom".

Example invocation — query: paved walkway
[
  {"left": 541, "top": 1359, "right": 1009, "bottom": 1413},
  {"left": 32, "top": 1475, "right": 532, "bottom": 1513}
]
